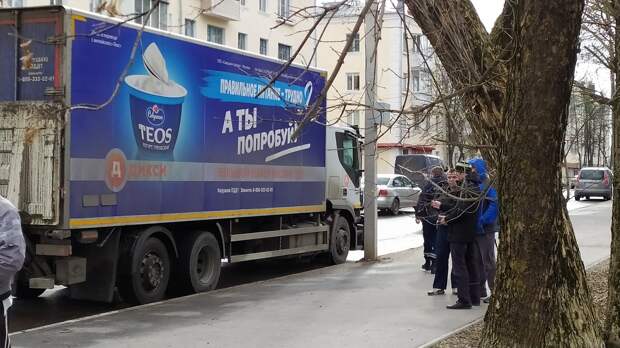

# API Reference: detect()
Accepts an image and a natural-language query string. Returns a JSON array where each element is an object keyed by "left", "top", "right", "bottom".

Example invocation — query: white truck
[{"left": 0, "top": 6, "right": 363, "bottom": 304}]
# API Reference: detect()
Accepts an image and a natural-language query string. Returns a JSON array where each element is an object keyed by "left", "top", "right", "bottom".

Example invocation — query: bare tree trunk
[
  {"left": 405, "top": 0, "right": 602, "bottom": 345},
  {"left": 605, "top": 5, "right": 620, "bottom": 347},
  {"left": 481, "top": 1, "right": 602, "bottom": 345}
]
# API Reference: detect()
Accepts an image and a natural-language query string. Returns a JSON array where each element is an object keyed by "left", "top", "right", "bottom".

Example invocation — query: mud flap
[{"left": 69, "top": 229, "right": 121, "bottom": 303}]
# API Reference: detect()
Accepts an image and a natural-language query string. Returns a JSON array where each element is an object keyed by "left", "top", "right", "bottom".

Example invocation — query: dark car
[
  {"left": 575, "top": 167, "right": 613, "bottom": 201},
  {"left": 394, "top": 154, "right": 445, "bottom": 187}
]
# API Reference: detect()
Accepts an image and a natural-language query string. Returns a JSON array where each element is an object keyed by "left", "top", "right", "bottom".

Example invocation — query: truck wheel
[
  {"left": 575, "top": 195, "right": 580, "bottom": 201},
  {"left": 172, "top": 232, "right": 221, "bottom": 295},
  {"left": 11, "top": 279, "right": 45, "bottom": 299},
  {"left": 330, "top": 213, "right": 350, "bottom": 264},
  {"left": 119, "top": 237, "right": 171, "bottom": 304}
]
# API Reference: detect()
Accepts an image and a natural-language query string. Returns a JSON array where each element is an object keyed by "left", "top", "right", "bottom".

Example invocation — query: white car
[{"left": 376, "top": 174, "right": 422, "bottom": 215}]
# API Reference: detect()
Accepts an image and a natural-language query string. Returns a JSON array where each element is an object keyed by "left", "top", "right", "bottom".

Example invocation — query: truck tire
[
  {"left": 171, "top": 231, "right": 221, "bottom": 295},
  {"left": 118, "top": 237, "right": 171, "bottom": 304},
  {"left": 330, "top": 213, "right": 350, "bottom": 264}
]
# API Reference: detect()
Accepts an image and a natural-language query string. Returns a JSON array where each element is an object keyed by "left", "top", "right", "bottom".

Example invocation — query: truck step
[
  {"left": 36, "top": 243, "right": 72, "bottom": 256},
  {"left": 29, "top": 277, "right": 54, "bottom": 289}
]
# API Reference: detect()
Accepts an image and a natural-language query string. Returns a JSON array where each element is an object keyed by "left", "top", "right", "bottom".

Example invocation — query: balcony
[{"left": 202, "top": 0, "right": 240, "bottom": 21}]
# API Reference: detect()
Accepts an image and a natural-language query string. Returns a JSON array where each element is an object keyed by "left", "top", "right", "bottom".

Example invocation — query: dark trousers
[
  {"left": 422, "top": 222, "right": 437, "bottom": 260},
  {"left": 1, "top": 293, "right": 10, "bottom": 348},
  {"left": 476, "top": 233, "right": 497, "bottom": 294},
  {"left": 432, "top": 226, "right": 457, "bottom": 290},
  {"left": 450, "top": 241, "right": 481, "bottom": 305}
]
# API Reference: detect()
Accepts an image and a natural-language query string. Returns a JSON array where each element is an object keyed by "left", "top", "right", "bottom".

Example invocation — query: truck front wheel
[
  {"left": 119, "top": 237, "right": 171, "bottom": 304},
  {"left": 330, "top": 213, "right": 350, "bottom": 264},
  {"left": 171, "top": 231, "right": 221, "bottom": 295}
]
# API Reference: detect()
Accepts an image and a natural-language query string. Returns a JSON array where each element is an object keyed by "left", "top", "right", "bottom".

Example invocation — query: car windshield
[
  {"left": 580, "top": 170, "right": 604, "bottom": 180},
  {"left": 377, "top": 177, "right": 390, "bottom": 185}
]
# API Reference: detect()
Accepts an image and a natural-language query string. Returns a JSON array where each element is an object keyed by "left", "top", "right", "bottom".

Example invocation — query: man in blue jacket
[
  {"left": 0, "top": 195, "right": 25, "bottom": 348},
  {"left": 468, "top": 158, "right": 498, "bottom": 303}
]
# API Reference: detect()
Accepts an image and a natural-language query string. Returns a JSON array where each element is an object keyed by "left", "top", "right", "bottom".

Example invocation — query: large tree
[{"left": 404, "top": 0, "right": 603, "bottom": 345}]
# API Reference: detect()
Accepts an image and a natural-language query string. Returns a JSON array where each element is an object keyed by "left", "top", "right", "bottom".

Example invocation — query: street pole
[{"left": 364, "top": 0, "right": 379, "bottom": 260}]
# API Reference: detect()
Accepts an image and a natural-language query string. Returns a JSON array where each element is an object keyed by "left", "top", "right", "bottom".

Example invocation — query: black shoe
[
  {"left": 447, "top": 301, "right": 472, "bottom": 310},
  {"left": 421, "top": 261, "right": 431, "bottom": 271},
  {"left": 472, "top": 301, "right": 481, "bottom": 306},
  {"left": 427, "top": 289, "right": 445, "bottom": 296},
  {"left": 483, "top": 296, "right": 491, "bottom": 304}
]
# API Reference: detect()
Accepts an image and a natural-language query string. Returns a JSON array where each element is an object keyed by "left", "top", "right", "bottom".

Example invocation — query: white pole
[{"left": 363, "top": 1, "right": 379, "bottom": 260}]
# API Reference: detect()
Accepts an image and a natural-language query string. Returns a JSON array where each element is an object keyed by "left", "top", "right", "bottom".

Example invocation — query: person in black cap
[{"left": 431, "top": 163, "right": 482, "bottom": 309}]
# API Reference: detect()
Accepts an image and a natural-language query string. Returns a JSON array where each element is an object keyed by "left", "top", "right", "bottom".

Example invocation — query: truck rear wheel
[
  {"left": 330, "top": 213, "right": 350, "bottom": 264},
  {"left": 172, "top": 231, "right": 221, "bottom": 295},
  {"left": 119, "top": 237, "right": 171, "bottom": 304}
]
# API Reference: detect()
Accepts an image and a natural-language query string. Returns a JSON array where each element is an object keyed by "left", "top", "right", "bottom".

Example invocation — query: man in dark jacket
[
  {"left": 432, "top": 162, "right": 482, "bottom": 309},
  {"left": 0, "top": 195, "right": 25, "bottom": 348},
  {"left": 415, "top": 166, "right": 446, "bottom": 272},
  {"left": 468, "top": 158, "right": 498, "bottom": 303}
]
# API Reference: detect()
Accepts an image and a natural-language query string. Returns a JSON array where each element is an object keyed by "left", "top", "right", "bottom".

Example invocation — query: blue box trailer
[{"left": 0, "top": 6, "right": 363, "bottom": 304}]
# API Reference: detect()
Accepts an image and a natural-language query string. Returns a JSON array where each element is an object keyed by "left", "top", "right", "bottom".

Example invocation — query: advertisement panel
[
  {"left": 69, "top": 15, "right": 326, "bottom": 228},
  {"left": 0, "top": 9, "right": 63, "bottom": 101}
]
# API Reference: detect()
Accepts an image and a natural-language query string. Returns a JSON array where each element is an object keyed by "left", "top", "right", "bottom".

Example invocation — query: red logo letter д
[{"left": 105, "top": 148, "right": 128, "bottom": 192}]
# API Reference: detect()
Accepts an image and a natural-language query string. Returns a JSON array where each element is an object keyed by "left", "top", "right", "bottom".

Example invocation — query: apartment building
[
  {"left": 315, "top": 1, "right": 446, "bottom": 174},
  {"left": 1, "top": 0, "right": 317, "bottom": 65}
]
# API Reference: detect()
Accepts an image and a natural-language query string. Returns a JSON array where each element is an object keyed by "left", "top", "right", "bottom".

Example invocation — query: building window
[
  {"left": 346, "top": 110, "right": 360, "bottom": 126},
  {"left": 411, "top": 34, "right": 421, "bottom": 50},
  {"left": 185, "top": 19, "right": 195, "bottom": 37},
  {"left": 135, "top": 0, "right": 168, "bottom": 30},
  {"left": 278, "top": 0, "right": 290, "bottom": 18},
  {"left": 207, "top": 25, "right": 225, "bottom": 44},
  {"left": 412, "top": 69, "right": 420, "bottom": 91},
  {"left": 238, "top": 32, "right": 247, "bottom": 50},
  {"left": 347, "top": 73, "right": 360, "bottom": 91},
  {"left": 259, "top": 0, "right": 266, "bottom": 12},
  {"left": 347, "top": 33, "right": 359, "bottom": 52},
  {"left": 278, "top": 43, "right": 291, "bottom": 60},
  {"left": 260, "top": 38, "right": 268, "bottom": 55}
]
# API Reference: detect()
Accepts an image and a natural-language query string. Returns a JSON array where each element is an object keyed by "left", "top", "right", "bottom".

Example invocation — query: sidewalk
[{"left": 11, "top": 201, "right": 611, "bottom": 348}]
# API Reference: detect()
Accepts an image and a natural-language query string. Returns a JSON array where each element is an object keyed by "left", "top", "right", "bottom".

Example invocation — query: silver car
[
  {"left": 575, "top": 167, "right": 613, "bottom": 201},
  {"left": 376, "top": 174, "right": 421, "bottom": 215}
]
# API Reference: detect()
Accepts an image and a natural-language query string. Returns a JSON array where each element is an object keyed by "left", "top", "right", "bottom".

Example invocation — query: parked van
[
  {"left": 394, "top": 154, "right": 446, "bottom": 186},
  {"left": 575, "top": 167, "right": 613, "bottom": 201}
]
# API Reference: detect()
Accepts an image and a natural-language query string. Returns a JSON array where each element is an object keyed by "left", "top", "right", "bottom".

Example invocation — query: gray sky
[{"left": 471, "top": 0, "right": 503, "bottom": 30}]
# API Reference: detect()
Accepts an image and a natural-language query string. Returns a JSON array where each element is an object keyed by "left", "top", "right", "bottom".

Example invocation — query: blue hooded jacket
[{"left": 468, "top": 158, "right": 499, "bottom": 234}]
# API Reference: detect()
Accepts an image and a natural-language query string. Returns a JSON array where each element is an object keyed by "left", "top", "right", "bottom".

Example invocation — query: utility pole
[{"left": 363, "top": 0, "right": 380, "bottom": 260}]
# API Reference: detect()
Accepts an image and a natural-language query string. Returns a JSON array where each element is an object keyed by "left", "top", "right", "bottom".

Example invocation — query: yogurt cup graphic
[{"left": 125, "top": 43, "right": 187, "bottom": 159}]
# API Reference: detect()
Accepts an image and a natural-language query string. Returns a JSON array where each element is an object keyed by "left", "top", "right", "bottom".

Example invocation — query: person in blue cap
[{"left": 468, "top": 157, "right": 498, "bottom": 304}]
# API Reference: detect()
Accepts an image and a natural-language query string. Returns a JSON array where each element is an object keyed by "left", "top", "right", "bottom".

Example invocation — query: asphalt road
[
  {"left": 9, "top": 209, "right": 423, "bottom": 333},
  {"left": 10, "top": 200, "right": 609, "bottom": 335},
  {"left": 11, "top": 199, "right": 612, "bottom": 348}
]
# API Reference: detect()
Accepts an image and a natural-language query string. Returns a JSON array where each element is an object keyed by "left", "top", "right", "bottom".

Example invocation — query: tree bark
[
  {"left": 481, "top": 1, "right": 602, "bottom": 345},
  {"left": 605, "top": 4, "right": 620, "bottom": 347},
  {"left": 404, "top": 0, "right": 604, "bottom": 345}
]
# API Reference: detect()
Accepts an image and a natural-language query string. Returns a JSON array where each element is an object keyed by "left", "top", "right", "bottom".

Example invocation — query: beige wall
[
  {"left": 316, "top": 9, "right": 448, "bottom": 171},
  {"left": 13, "top": 0, "right": 317, "bottom": 65}
]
